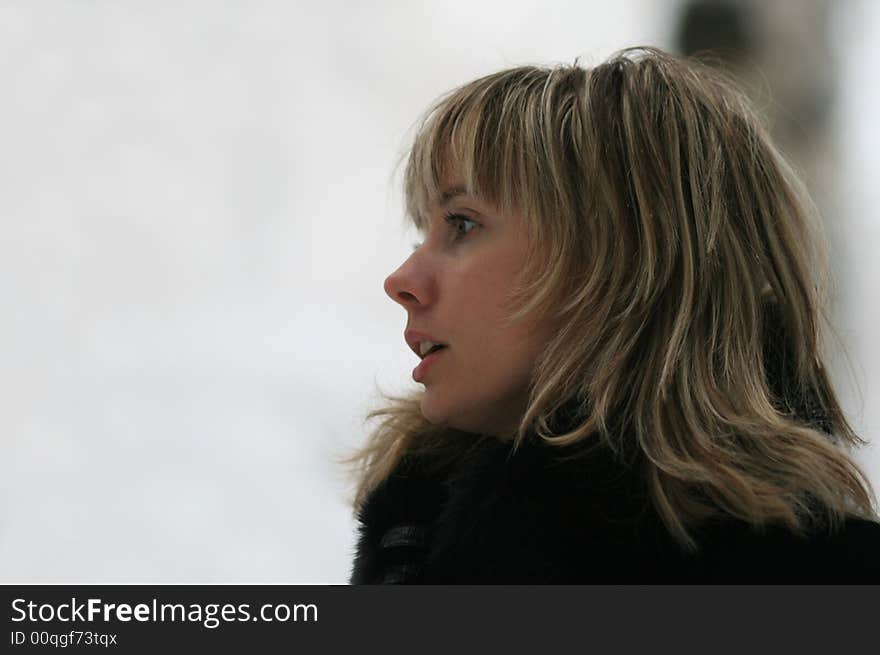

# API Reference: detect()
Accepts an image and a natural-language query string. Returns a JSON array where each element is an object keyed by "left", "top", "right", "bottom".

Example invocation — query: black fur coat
[
  {"left": 350, "top": 426, "right": 880, "bottom": 583},
  {"left": 350, "top": 307, "right": 880, "bottom": 583}
]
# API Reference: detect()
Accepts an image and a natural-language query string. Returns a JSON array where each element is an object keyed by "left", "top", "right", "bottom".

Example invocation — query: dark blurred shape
[
  {"left": 673, "top": 0, "right": 836, "bottom": 212},
  {"left": 677, "top": 0, "right": 757, "bottom": 61}
]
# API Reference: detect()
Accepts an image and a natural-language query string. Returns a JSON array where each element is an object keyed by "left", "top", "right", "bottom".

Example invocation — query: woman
[{"left": 348, "top": 47, "right": 880, "bottom": 583}]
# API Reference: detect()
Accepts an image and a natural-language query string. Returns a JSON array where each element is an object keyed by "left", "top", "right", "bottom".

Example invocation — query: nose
[{"left": 384, "top": 251, "right": 435, "bottom": 309}]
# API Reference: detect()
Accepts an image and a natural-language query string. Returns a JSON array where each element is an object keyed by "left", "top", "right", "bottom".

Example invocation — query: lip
[
  {"left": 412, "top": 346, "right": 446, "bottom": 383},
  {"left": 404, "top": 328, "right": 448, "bottom": 360}
]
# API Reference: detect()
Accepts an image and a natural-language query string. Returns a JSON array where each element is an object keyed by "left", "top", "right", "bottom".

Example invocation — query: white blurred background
[{"left": 0, "top": 0, "right": 877, "bottom": 583}]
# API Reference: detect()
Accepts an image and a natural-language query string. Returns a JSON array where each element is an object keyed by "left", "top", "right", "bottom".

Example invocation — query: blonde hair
[{"left": 350, "top": 47, "right": 876, "bottom": 549}]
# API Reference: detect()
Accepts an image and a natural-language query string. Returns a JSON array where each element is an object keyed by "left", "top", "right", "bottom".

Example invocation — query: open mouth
[{"left": 418, "top": 341, "right": 448, "bottom": 359}]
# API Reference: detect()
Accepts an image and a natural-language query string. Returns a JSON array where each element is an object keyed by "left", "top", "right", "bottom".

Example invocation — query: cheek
[
  {"left": 451, "top": 263, "right": 517, "bottom": 323},
  {"left": 451, "top": 264, "right": 540, "bottom": 359},
  {"left": 462, "top": 320, "right": 547, "bottom": 396},
  {"left": 447, "top": 245, "right": 542, "bottom": 371}
]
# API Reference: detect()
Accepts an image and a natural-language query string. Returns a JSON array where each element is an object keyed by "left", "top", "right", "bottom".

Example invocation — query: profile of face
[{"left": 384, "top": 170, "right": 552, "bottom": 438}]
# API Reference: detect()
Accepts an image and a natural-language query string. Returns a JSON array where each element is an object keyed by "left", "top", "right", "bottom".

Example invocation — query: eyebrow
[{"left": 439, "top": 187, "right": 468, "bottom": 205}]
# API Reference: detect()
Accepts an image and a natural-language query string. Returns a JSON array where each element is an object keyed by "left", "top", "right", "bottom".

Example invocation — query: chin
[
  {"left": 418, "top": 393, "right": 449, "bottom": 427},
  {"left": 419, "top": 393, "right": 475, "bottom": 432},
  {"left": 418, "top": 393, "right": 483, "bottom": 435}
]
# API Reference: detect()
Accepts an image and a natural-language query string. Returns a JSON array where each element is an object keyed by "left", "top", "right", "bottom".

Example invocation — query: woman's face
[{"left": 384, "top": 173, "right": 551, "bottom": 437}]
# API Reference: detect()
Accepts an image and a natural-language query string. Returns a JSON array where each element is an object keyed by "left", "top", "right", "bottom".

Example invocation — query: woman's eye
[{"left": 444, "top": 213, "right": 478, "bottom": 238}]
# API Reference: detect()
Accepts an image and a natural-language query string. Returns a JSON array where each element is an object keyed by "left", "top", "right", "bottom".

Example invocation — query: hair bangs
[{"left": 403, "top": 67, "right": 556, "bottom": 231}]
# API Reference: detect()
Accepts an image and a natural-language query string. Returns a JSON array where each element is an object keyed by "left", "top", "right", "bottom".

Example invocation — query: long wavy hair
[{"left": 349, "top": 47, "right": 876, "bottom": 549}]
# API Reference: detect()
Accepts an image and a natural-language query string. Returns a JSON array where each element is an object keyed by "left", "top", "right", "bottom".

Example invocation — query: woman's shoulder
[
  {"left": 457, "top": 436, "right": 880, "bottom": 583},
  {"left": 504, "top": 435, "right": 880, "bottom": 582}
]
